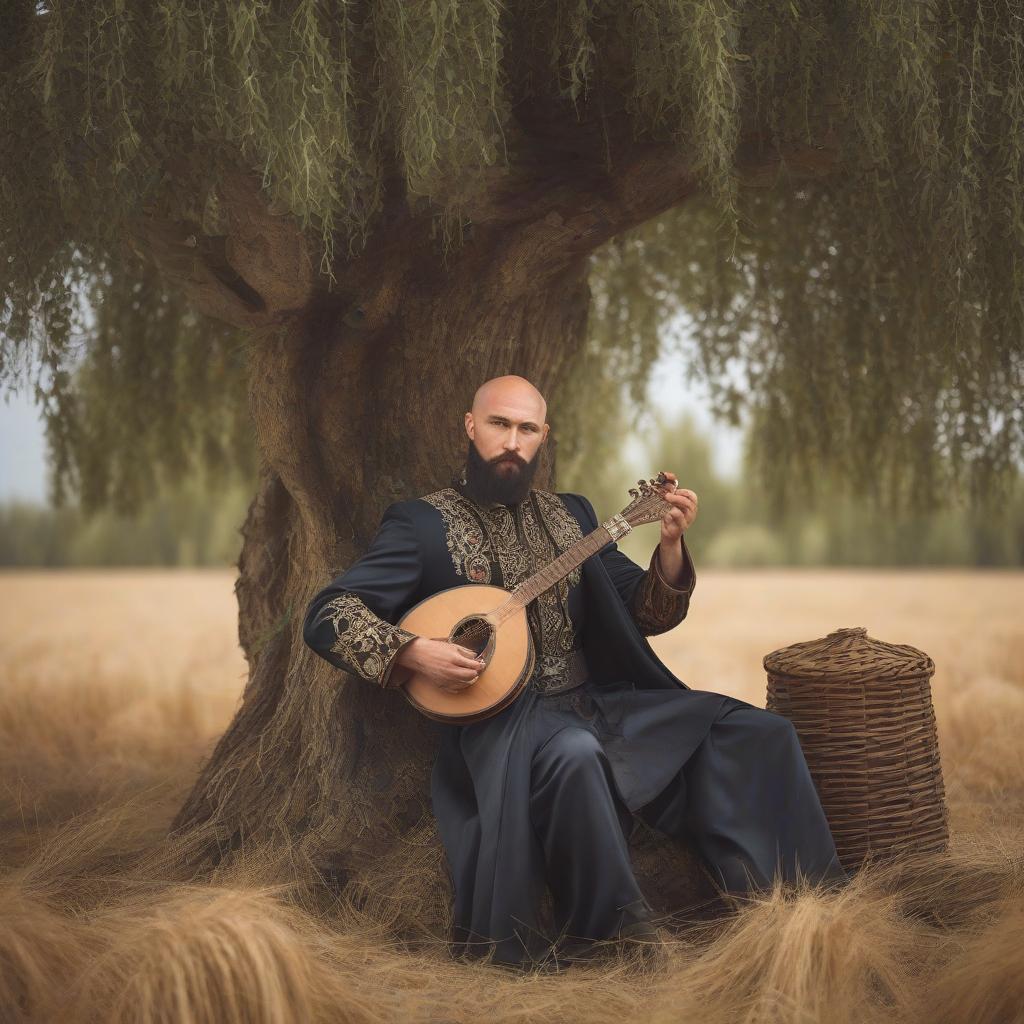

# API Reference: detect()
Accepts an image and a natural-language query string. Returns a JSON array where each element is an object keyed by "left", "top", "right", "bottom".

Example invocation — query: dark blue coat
[{"left": 304, "top": 488, "right": 734, "bottom": 962}]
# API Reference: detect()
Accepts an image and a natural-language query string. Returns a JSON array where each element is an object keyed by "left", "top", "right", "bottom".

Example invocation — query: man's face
[
  {"left": 467, "top": 403, "right": 547, "bottom": 467},
  {"left": 462, "top": 392, "right": 549, "bottom": 505}
]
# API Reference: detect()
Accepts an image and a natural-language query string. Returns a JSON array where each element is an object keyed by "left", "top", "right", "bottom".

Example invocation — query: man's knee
[
  {"left": 761, "top": 708, "right": 799, "bottom": 736},
  {"left": 534, "top": 727, "right": 604, "bottom": 779},
  {"left": 725, "top": 707, "right": 801, "bottom": 752}
]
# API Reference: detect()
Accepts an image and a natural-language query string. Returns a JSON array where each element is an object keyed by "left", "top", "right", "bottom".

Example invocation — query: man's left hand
[{"left": 657, "top": 470, "right": 697, "bottom": 545}]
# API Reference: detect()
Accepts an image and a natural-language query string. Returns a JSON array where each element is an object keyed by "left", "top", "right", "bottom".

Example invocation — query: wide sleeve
[
  {"left": 302, "top": 502, "right": 423, "bottom": 688},
  {"left": 573, "top": 492, "right": 696, "bottom": 637},
  {"left": 629, "top": 541, "right": 696, "bottom": 636}
]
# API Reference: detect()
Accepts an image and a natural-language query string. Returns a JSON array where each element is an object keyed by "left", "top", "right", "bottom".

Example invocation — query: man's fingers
[
  {"left": 454, "top": 654, "right": 485, "bottom": 670},
  {"left": 663, "top": 487, "right": 697, "bottom": 503},
  {"left": 437, "top": 675, "right": 472, "bottom": 691}
]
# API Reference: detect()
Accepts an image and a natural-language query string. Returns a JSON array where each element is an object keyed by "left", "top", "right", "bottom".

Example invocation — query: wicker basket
[{"left": 764, "top": 626, "right": 949, "bottom": 873}]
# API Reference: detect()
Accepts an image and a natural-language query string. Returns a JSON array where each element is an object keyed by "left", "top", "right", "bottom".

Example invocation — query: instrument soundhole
[{"left": 449, "top": 615, "right": 496, "bottom": 664}]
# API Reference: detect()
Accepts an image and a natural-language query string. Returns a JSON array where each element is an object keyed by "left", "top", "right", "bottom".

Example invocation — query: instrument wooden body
[
  {"left": 398, "top": 585, "right": 534, "bottom": 724},
  {"left": 398, "top": 473, "right": 675, "bottom": 724}
]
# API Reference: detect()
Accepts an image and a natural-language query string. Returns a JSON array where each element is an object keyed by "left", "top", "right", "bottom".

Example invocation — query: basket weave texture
[{"left": 764, "top": 626, "right": 949, "bottom": 873}]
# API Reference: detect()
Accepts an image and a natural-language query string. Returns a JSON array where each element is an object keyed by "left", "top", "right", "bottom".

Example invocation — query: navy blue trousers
[{"left": 528, "top": 699, "right": 847, "bottom": 949}]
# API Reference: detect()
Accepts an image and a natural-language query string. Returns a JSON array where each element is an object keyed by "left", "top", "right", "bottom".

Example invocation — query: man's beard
[{"left": 460, "top": 439, "right": 541, "bottom": 507}]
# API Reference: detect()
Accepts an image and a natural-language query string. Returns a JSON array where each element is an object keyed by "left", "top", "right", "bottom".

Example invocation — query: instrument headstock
[{"left": 620, "top": 472, "right": 676, "bottom": 528}]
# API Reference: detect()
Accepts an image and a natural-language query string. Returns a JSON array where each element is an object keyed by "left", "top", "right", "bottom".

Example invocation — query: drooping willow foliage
[
  {"left": 582, "top": 178, "right": 1024, "bottom": 517},
  {"left": 5, "top": 254, "right": 255, "bottom": 514},
  {"left": 0, "top": 0, "right": 1021, "bottom": 514}
]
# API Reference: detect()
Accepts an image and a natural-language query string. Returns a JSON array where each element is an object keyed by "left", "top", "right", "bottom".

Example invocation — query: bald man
[{"left": 303, "top": 375, "right": 846, "bottom": 968}]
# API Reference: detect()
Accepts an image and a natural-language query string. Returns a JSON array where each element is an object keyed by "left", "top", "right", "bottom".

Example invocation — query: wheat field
[{"left": 1, "top": 568, "right": 1022, "bottom": 1023}]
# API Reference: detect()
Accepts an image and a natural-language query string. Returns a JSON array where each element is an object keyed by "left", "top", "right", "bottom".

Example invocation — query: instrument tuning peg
[{"left": 628, "top": 487, "right": 639, "bottom": 498}]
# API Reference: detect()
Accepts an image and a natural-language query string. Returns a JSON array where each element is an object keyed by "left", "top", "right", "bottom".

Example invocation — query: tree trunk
[{"left": 168, "top": 221, "right": 594, "bottom": 906}]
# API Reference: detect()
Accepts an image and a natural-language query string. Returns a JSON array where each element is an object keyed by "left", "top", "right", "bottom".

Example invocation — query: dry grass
[{"left": 1, "top": 567, "right": 1022, "bottom": 1023}]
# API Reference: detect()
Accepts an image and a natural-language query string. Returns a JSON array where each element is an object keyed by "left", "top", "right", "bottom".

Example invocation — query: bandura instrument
[{"left": 398, "top": 473, "right": 677, "bottom": 723}]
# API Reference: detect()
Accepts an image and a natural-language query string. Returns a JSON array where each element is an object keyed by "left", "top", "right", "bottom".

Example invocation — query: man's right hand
[{"left": 395, "top": 637, "right": 486, "bottom": 693}]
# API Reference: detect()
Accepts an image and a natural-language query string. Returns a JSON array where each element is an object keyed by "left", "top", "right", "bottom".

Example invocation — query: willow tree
[{"left": 1, "top": 2, "right": 1021, "bottom": 906}]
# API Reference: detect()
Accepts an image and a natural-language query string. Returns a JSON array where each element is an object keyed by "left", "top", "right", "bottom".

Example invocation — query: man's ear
[{"left": 464, "top": 411, "right": 474, "bottom": 439}]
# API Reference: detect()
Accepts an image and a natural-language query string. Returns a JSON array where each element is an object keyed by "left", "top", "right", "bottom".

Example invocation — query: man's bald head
[{"left": 470, "top": 375, "right": 547, "bottom": 423}]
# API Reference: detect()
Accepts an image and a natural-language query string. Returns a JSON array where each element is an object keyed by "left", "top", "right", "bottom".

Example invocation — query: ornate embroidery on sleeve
[
  {"left": 314, "top": 591, "right": 418, "bottom": 688},
  {"left": 631, "top": 543, "right": 694, "bottom": 636}
]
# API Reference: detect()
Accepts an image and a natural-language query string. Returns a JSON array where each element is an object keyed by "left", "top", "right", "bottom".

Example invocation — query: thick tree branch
[{"left": 128, "top": 161, "right": 316, "bottom": 330}]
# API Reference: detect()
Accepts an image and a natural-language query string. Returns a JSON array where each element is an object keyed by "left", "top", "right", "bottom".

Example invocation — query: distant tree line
[
  {"left": 0, "top": 475, "right": 252, "bottom": 568},
  {"left": 569, "top": 409, "right": 1024, "bottom": 570},
  {"left": 3, "top": 411, "right": 1020, "bottom": 569}
]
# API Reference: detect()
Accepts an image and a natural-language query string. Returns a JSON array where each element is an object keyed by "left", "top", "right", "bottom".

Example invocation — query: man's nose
[{"left": 504, "top": 431, "right": 521, "bottom": 451}]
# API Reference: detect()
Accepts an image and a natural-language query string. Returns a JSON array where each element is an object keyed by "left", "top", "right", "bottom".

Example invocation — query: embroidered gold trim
[
  {"left": 315, "top": 591, "right": 418, "bottom": 687},
  {"left": 519, "top": 496, "right": 579, "bottom": 674},
  {"left": 532, "top": 490, "right": 583, "bottom": 589},
  {"left": 532, "top": 647, "right": 589, "bottom": 695},
  {"left": 421, "top": 487, "right": 493, "bottom": 584},
  {"left": 480, "top": 501, "right": 533, "bottom": 590},
  {"left": 418, "top": 487, "right": 586, "bottom": 694}
]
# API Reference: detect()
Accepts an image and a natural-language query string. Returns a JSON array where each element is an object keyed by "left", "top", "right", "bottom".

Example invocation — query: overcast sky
[
  {"left": 0, "top": 346, "right": 743, "bottom": 505},
  {"left": 0, "top": 385, "right": 49, "bottom": 504}
]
